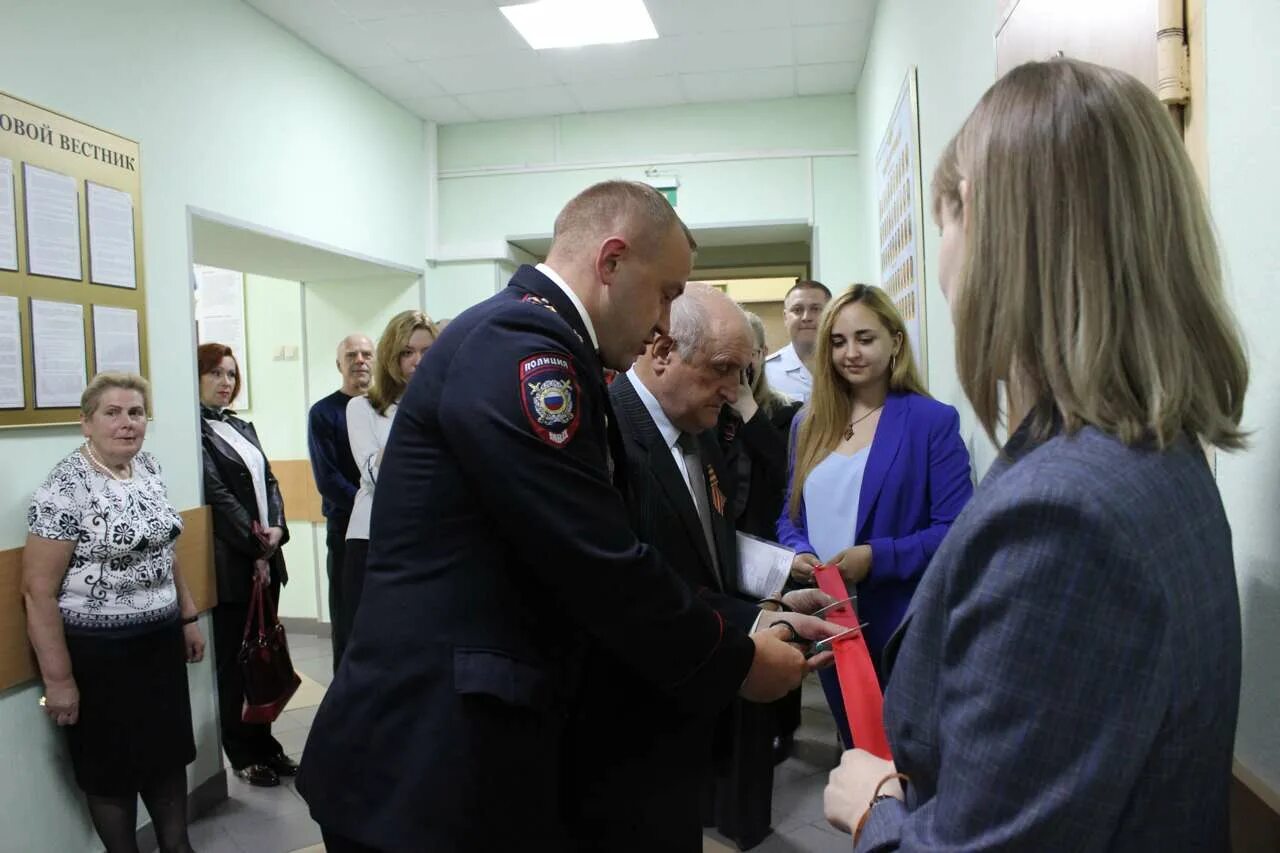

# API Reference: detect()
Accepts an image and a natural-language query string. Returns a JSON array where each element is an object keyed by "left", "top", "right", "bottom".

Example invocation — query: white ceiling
[{"left": 244, "top": 0, "right": 877, "bottom": 123}]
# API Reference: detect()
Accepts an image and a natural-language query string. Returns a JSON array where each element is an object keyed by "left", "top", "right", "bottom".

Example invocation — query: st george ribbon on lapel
[{"left": 813, "top": 564, "right": 892, "bottom": 760}]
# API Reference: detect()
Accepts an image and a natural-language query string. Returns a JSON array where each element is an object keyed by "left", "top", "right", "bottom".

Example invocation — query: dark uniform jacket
[
  {"left": 199, "top": 410, "right": 289, "bottom": 604},
  {"left": 564, "top": 371, "right": 758, "bottom": 852},
  {"left": 296, "top": 265, "right": 755, "bottom": 853}
]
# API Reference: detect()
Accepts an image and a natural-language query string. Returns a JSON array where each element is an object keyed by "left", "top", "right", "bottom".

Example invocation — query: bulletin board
[
  {"left": 875, "top": 68, "right": 928, "bottom": 383},
  {"left": 0, "top": 89, "right": 148, "bottom": 428}
]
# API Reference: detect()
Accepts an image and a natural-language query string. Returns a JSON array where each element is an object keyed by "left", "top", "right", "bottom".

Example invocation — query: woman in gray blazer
[{"left": 825, "top": 58, "right": 1249, "bottom": 852}]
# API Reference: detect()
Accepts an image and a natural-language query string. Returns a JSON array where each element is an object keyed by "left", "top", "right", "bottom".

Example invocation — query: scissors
[{"left": 771, "top": 619, "right": 869, "bottom": 658}]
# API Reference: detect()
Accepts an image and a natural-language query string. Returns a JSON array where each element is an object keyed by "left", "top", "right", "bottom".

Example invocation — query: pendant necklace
[{"left": 843, "top": 405, "right": 883, "bottom": 441}]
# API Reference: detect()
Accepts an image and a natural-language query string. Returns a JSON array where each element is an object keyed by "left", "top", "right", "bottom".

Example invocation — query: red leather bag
[{"left": 238, "top": 574, "right": 301, "bottom": 724}]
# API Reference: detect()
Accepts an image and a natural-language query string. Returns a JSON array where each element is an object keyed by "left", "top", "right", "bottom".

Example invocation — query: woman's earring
[{"left": 891, "top": 353, "right": 898, "bottom": 374}]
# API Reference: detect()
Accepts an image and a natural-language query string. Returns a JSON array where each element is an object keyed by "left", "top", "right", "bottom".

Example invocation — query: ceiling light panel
[{"left": 500, "top": 0, "right": 659, "bottom": 50}]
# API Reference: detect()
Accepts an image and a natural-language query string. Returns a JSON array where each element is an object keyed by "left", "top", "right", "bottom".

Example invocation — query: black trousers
[
  {"left": 340, "top": 538, "right": 370, "bottom": 653},
  {"left": 325, "top": 517, "right": 349, "bottom": 668},
  {"left": 212, "top": 592, "right": 284, "bottom": 769}
]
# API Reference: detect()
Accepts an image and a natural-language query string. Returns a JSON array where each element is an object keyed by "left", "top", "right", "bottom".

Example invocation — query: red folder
[{"left": 813, "top": 564, "right": 892, "bottom": 760}]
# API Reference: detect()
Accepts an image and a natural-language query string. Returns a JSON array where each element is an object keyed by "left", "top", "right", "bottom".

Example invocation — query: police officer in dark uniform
[{"left": 297, "top": 181, "right": 810, "bottom": 853}]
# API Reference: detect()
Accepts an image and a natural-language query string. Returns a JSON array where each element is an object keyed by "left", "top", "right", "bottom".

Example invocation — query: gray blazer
[{"left": 858, "top": 419, "right": 1240, "bottom": 852}]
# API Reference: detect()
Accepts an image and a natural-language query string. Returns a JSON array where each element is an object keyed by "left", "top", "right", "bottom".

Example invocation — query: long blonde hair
[
  {"left": 367, "top": 310, "right": 437, "bottom": 415},
  {"left": 788, "top": 285, "right": 926, "bottom": 520},
  {"left": 933, "top": 58, "right": 1247, "bottom": 450}
]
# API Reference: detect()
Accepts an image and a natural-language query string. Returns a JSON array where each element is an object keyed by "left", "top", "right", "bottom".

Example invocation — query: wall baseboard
[
  {"left": 136, "top": 767, "right": 227, "bottom": 852},
  {"left": 282, "top": 616, "right": 331, "bottom": 638},
  {"left": 1233, "top": 762, "right": 1280, "bottom": 852}
]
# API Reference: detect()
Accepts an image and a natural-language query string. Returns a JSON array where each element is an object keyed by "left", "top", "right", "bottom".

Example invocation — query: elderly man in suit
[{"left": 564, "top": 283, "right": 839, "bottom": 852}]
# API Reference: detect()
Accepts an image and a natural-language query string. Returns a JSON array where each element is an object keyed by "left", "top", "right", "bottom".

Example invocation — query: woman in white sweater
[{"left": 339, "top": 309, "right": 437, "bottom": 659}]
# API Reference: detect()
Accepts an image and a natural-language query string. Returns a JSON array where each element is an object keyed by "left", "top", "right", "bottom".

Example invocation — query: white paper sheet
[
  {"left": 92, "top": 305, "right": 140, "bottom": 375},
  {"left": 24, "top": 164, "right": 82, "bottom": 281},
  {"left": 193, "top": 264, "right": 249, "bottom": 409},
  {"left": 0, "top": 158, "right": 16, "bottom": 271},
  {"left": 31, "top": 299, "right": 86, "bottom": 408},
  {"left": 0, "top": 294, "right": 24, "bottom": 408},
  {"left": 87, "top": 181, "right": 136, "bottom": 288},
  {"left": 735, "top": 531, "right": 794, "bottom": 600}
]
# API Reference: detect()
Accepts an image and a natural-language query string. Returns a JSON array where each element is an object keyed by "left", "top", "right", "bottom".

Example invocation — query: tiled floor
[{"left": 188, "top": 632, "right": 852, "bottom": 853}]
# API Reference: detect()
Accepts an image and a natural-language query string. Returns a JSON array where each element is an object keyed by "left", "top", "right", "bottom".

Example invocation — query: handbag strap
[
  {"left": 254, "top": 569, "right": 268, "bottom": 640},
  {"left": 241, "top": 575, "right": 262, "bottom": 645}
]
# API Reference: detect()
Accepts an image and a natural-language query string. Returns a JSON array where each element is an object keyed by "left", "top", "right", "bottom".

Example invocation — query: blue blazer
[
  {"left": 859, "top": 421, "right": 1240, "bottom": 851},
  {"left": 776, "top": 391, "right": 973, "bottom": 657}
]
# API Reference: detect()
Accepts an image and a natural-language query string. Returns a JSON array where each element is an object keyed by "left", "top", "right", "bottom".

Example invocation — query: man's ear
[
  {"left": 650, "top": 334, "right": 676, "bottom": 367},
  {"left": 596, "top": 236, "right": 628, "bottom": 286}
]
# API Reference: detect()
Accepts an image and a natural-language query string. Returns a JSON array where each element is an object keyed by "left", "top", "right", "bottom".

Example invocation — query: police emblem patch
[{"left": 519, "top": 353, "right": 581, "bottom": 447}]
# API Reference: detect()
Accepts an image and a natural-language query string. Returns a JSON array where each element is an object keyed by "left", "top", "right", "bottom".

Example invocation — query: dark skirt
[{"left": 64, "top": 622, "right": 196, "bottom": 796}]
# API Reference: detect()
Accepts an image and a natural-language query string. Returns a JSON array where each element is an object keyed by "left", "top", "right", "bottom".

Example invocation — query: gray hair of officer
[
  {"left": 668, "top": 283, "right": 751, "bottom": 362},
  {"left": 550, "top": 180, "right": 697, "bottom": 259}
]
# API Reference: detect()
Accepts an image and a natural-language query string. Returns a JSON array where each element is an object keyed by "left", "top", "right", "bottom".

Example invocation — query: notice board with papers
[{"left": 0, "top": 88, "right": 147, "bottom": 427}]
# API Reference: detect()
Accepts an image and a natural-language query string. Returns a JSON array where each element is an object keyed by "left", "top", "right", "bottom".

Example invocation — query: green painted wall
[
  {"left": 1206, "top": 0, "right": 1280, "bottom": 796},
  {"left": 0, "top": 0, "right": 425, "bottom": 847},
  {"left": 434, "top": 95, "right": 861, "bottom": 317},
  {"left": 850, "top": 0, "right": 997, "bottom": 474}
]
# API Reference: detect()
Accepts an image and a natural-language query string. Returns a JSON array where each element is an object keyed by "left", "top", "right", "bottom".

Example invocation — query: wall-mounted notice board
[{"left": 0, "top": 89, "right": 147, "bottom": 427}]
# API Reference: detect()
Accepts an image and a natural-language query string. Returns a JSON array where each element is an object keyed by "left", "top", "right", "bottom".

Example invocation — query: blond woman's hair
[
  {"left": 367, "top": 310, "right": 437, "bottom": 415},
  {"left": 744, "top": 310, "right": 791, "bottom": 418},
  {"left": 81, "top": 372, "right": 151, "bottom": 418},
  {"left": 932, "top": 58, "right": 1247, "bottom": 450},
  {"left": 788, "top": 285, "right": 927, "bottom": 520}
]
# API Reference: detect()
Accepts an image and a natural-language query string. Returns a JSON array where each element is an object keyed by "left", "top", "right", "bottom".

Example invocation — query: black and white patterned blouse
[{"left": 27, "top": 449, "right": 184, "bottom": 635}]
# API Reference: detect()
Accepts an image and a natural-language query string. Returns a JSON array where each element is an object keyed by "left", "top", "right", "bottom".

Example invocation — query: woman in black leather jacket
[{"left": 197, "top": 342, "right": 293, "bottom": 788}]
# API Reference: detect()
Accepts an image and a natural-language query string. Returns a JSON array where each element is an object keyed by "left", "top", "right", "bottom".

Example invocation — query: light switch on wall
[{"left": 273, "top": 345, "right": 299, "bottom": 361}]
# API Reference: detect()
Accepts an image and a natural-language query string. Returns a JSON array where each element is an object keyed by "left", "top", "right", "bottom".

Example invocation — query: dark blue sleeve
[
  {"left": 308, "top": 400, "right": 357, "bottom": 505},
  {"left": 865, "top": 406, "right": 973, "bottom": 586}
]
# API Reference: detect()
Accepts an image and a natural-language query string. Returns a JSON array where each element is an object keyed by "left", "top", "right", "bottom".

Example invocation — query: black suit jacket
[
  {"left": 296, "top": 266, "right": 753, "bottom": 853},
  {"left": 199, "top": 412, "right": 289, "bottom": 604},
  {"left": 563, "top": 372, "right": 758, "bottom": 852}
]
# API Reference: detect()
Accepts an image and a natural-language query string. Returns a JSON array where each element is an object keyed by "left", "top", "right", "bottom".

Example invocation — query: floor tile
[
  {"left": 282, "top": 704, "right": 319, "bottom": 729},
  {"left": 223, "top": 808, "right": 323, "bottom": 853},
  {"left": 756, "top": 822, "right": 853, "bottom": 852},
  {"left": 772, "top": 771, "right": 830, "bottom": 833},
  {"left": 187, "top": 821, "right": 246, "bottom": 853},
  {"left": 275, "top": 726, "right": 311, "bottom": 757}
]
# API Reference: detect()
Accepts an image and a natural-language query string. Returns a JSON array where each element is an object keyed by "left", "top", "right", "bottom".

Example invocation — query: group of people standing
[
  {"left": 20, "top": 57, "right": 1248, "bottom": 853},
  {"left": 307, "top": 311, "right": 439, "bottom": 669}
]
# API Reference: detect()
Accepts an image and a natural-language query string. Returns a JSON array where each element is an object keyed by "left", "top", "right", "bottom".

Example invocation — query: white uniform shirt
[{"left": 763, "top": 342, "right": 813, "bottom": 403}]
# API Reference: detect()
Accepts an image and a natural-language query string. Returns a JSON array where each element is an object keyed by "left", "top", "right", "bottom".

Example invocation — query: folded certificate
[{"left": 735, "top": 532, "right": 794, "bottom": 600}]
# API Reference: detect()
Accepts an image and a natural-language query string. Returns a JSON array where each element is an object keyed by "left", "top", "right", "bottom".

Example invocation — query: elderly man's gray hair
[{"left": 668, "top": 283, "right": 750, "bottom": 360}]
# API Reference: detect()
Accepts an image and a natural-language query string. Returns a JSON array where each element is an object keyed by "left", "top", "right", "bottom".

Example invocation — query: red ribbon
[{"left": 813, "top": 563, "right": 892, "bottom": 760}]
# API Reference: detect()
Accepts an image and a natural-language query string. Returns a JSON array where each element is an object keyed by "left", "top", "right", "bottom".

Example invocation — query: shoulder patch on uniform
[
  {"left": 522, "top": 294, "right": 558, "bottom": 313},
  {"left": 519, "top": 352, "right": 581, "bottom": 448}
]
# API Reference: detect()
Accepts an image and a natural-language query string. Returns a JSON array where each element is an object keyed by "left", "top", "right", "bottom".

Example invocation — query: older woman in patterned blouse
[{"left": 23, "top": 373, "right": 204, "bottom": 853}]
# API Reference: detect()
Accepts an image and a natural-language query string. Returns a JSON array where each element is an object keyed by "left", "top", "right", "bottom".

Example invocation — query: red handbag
[{"left": 238, "top": 573, "right": 301, "bottom": 724}]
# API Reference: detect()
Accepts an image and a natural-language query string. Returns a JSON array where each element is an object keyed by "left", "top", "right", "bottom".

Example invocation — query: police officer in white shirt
[{"left": 764, "top": 279, "right": 832, "bottom": 403}]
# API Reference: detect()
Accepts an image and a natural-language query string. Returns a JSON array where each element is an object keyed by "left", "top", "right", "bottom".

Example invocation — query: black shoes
[
  {"left": 265, "top": 753, "right": 300, "bottom": 776},
  {"left": 235, "top": 764, "right": 280, "bottom": 787}
]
